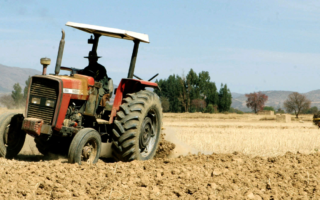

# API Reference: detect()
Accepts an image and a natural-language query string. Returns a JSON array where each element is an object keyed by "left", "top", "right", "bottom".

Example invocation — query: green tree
[
  {"left": 198, "top": 71, "right": 210, "bottom": 95},
  {"left": 205, "top": 104, "right": 215, "bottom": 113},
  {"left": 263, "top": 106, "right": 275, "bottom": 111},
  {"left": 160, "top": 96, "right": 170, "bottom": 112},
  {"left": 11, "top": 83, "right": 23, "bottom": 107},
  {"left": 178, "top": 74, "right": 189, "bottom": 112},
  {"left": 155, "top": 74, "right": 184, "bottom": 112},
  {"left": 218, "top": 84, "right": 232, "bottom": 112},
  {"left": 205, "top": 82, "right": 219, "bottom": 106},
  {"left": 303, "top": 106, "right": 318, "bottom": 114},
  {"left": 276, "top": 108, "right": 285, "bottom": 114},
  {"left": 155, "top": 69, "right": 231, "bottom": 114},
  {"left": 23, "top": 76, "right": 31, "bottom": 101},
  {"left": 186, "top": 69, "right": 200, "bottom": 101}
]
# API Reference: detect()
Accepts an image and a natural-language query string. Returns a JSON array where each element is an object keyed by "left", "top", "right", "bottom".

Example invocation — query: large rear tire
[
  {"left": 111, "top": 90, "right": 162, "bottom": 162},
  {"left": 0, "top": 113, "right": 26, "bottom": 159},
  {"left": 68, "top": 128, "right": 101, "bottom": 164}
]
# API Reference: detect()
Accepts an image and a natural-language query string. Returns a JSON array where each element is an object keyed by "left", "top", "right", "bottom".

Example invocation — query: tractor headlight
[
  {"left": 45, "top": 100, "right": 55, "bottom": 107},
  {"left": 31, "top": 97, "right": 41, "bottom": 105}
]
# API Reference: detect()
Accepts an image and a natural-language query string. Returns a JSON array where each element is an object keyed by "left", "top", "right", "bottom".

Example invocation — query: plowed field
[{"left": 1, "top": 112, "right": 320, "bottom": 199}]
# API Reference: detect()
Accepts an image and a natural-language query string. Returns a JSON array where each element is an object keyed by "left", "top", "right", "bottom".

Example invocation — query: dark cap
[{"left": 84, "top": 51, "right": 101, "bottom": 58}]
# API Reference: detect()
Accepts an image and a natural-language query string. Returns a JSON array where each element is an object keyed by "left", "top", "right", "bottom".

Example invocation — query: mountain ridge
[{"left": 0, "top": 64, "right": 41, "bottom": 92}]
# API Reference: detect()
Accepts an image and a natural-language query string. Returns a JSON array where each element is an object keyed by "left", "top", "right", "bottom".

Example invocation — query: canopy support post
[
  {"left": 127, "top": 40, "right": 140, "bottom": 79},
  {"left": 89, "top": 33, "right": 101, "bottom": 54}
]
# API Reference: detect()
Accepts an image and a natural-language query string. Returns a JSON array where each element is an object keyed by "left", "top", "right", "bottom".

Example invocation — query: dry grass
[
  {"left": 1, "top": 107, "right": 317, "bottom": 158},
  {"left": 0, "top": 108, "right": 24, "bottom": 115},
  {"left": 163, "top": 113, "right": 320, "bottom": 157}
]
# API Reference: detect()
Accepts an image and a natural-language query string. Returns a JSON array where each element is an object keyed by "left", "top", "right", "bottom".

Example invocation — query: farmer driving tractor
[
  {"left": 0, "top": 22, "right": 162, "bottom": 165},
  {"left": 80, "top": 51, "right": 111, "bottom": 109}
]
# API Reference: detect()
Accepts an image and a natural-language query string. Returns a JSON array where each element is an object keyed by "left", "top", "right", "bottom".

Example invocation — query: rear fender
[{"left": 109, "top": 79, "right": 159, "bottom": 124}]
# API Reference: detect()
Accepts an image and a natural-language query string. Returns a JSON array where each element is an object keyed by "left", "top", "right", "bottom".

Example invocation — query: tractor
[{"left": 0, "top": 22, "right": 162, "bottom": 164}]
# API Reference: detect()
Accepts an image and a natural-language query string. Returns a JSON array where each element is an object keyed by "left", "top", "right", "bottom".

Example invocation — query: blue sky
[{"left": 0, "top": 0, "right": 320, "bottom": 93}]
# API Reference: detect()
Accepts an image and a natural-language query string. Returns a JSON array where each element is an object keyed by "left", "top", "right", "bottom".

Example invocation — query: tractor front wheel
[
  {"left": 68, "top": 128, "right": 101, "bottom": 164},
  {"left": 111, "top": 90, "right": 162, "bottom": 162},
  {"left": 0, "top": 113, "right": 26, "bottom": 159}
]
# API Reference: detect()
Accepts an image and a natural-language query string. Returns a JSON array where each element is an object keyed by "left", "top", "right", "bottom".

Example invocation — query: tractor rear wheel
[
  {"left": 68, "top": 128, "right": 101, "bottom": 164},
  {"left": 111, "top": 90, "right": 162, "bottom": 162},
  {"left": 0, "top": 113, "right": 26, "bottom": 159}
]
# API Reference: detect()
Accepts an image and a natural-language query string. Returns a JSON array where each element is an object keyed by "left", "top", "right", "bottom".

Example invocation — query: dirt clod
[{"left": 154, "top": 133, "right": 176, "bottom": 159}]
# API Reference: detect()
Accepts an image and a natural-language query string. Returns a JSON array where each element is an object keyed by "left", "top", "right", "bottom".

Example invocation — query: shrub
[
  {"left": 205, "top": 104, "right": 215, "bottom": 113},
  {"left": 263, "top": 106, "right": 275, "bottom": 111}
]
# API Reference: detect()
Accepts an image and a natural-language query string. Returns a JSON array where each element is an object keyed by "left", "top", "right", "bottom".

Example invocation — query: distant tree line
[
  {"left": 0, "top": 76, "right": 31, "bottom": 109},
  {"left": 155, "top": 69, "right": 232, "bottom": 113}
]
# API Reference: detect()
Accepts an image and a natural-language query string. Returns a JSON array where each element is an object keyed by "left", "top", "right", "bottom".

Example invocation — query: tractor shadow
[
  {"left": 16, "top": 136, "right": 116, "bottom": 163},
  {"left": 15, "top": 154, "right": 116, "bottom": 163},
  {"left": 15, "top": 153, "right": 67, "bottom": 162}
]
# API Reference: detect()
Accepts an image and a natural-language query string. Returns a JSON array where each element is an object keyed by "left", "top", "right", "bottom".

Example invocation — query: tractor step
[{"left": 96, "top": 119, "right": 109, "bottom": 125}]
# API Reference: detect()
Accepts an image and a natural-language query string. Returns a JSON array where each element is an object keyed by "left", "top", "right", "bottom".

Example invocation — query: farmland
[
  {"left": 163, "top": 113, "right": 320, "bottom": 157},
  {"left": 1, "top": 111, "right": 320, "bottom": 199}
]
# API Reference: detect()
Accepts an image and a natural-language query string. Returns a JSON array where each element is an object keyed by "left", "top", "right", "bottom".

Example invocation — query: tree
[
  {"left": 186, "top": 69, "right": 200, "bottom": 101},
  {"left": 191, "top": 99, "right": 207, "bottom": 112},
  {"left": 178, "top": 74, "right": 189, "bottom": 112},
  {"left": 263, "top": 106, "right": 275, "bottom": 111},
  {"left": 155, "top": 74, "right": 184, "bottom": 112},
  {"left": 198, "top": 71, "right": 210, "bottom": 96},
  {"left": 276, "top": 108, "right": 285, "bottom": 114},
  {"left": 283, "top": 92, "right": 311, "bottom": 118},
  {"left": 11, "top": 83, "right": 23, "bottom": 108},
  {"left": 303, "top": 106, "right": 318, "bottom": 114},
  {"left": 155, "top": 68, "right": 227, "bottom": 113},
  {"left": 160, "top": 96, "right": 170, "bottom": 112},
  {"left": 205, "top": 104, "right": 218, "bottom": 113},
  {"left": 245, "top": 92, "right": 268, "bottom": 113},
  {"left": 205, "top": 82, "right": 219, "bottom": 106},
  {"left": 218, "top": 84, "right": 232, "bottom": 112}
]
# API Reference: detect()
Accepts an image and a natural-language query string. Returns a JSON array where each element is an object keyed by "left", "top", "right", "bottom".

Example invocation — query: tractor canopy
[
  {"left": 63, "top": 22, "right": 150, "bottom": 79},
  {"left": 65, "top": 22, "right": 150, "bottom": 43}
]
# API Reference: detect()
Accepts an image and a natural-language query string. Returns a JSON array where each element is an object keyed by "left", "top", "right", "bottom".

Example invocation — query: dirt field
[{"left": 1, "top": 111, "right": 320, "bottom": 199}]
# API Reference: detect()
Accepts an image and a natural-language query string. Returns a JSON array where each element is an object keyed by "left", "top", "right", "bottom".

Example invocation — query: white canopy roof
[{"left": 65, "top": 22, "right": 149, "bottom": 43}]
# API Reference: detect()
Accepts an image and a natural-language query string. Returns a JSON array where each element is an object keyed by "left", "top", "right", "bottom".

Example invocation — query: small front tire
[{"left": 68, "top": 128, "right": 101, "bottom": 164}]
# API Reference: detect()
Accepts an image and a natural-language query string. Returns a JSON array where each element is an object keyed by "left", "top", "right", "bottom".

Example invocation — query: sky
[{"left": 0, "top": 0, "right": 320, "bottom": 94}]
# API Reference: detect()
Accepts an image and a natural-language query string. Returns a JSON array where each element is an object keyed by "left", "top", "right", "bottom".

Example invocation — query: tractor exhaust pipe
[{"left": 55, "top": 29, "right": 65, "bottom": 75}]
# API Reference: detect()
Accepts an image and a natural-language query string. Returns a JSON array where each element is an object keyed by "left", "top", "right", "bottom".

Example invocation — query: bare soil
[
  {"left": 1, "top": 151, "right": 320, "bottom": 199},
  {"left": 1, "top": 112, "right": 320, "bottom": 199}
]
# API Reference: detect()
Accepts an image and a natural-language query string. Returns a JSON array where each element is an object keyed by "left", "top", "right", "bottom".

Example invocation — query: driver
[{"left": 80, "top": 51, "right": 110, "bottom": 108}]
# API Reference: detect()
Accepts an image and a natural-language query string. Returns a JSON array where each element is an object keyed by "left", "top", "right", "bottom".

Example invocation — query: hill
[
  {"left": 232, "top": 90, "right": 320, "bottom": 112},
  {"left": 0, "top": 64, "right": 41, "bottom": 93}
]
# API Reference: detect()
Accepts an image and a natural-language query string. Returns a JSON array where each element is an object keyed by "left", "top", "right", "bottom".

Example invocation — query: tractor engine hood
[{"left": 48, "top": 74, "right": 94, "bottom": 100}]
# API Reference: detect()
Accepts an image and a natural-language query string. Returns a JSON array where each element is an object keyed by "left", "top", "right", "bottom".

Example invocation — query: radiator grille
[{"left": 27, "top": 78, "right": 59, "bottom": 124}]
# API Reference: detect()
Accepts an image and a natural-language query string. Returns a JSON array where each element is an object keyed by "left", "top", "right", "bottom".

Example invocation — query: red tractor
[{"left": 0, "top": 22, "right": 162, "bottom": 164}]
